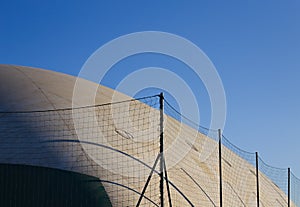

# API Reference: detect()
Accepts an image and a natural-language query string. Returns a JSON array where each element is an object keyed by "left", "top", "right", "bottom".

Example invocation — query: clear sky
[{"left": 1, "top": 1, "right": 300, "bottom": 175}]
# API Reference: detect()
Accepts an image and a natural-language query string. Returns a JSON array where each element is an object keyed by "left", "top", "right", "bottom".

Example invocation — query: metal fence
[{"left": 0, "top": 93, "right": 299, "bottom": 206}]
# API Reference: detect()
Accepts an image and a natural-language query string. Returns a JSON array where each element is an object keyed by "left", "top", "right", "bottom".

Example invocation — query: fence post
[
  {"left": 256, "top": 152, "right": 260, "bottom": 207},
  {"left": 159, "top": 93, "right": 164, "bottom": 207},
  {"left": 218, "top": 129, "right": 223, "bottom": 207},
  {"left": 288, "top": 168, "right": 290, "bottom": 207}
]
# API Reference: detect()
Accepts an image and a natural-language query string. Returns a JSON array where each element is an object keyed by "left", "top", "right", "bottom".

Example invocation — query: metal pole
[
  {"left": 218, "top": 129, "right": 223, "bottom": 207},
  {"left": 163, "top": 156, "right": 172, "bottom": 207},
  {"left": 159, "top": 93, "right": 164, "bottom": 207},
  {"left": 288, "top": 168, "right": 290, "bottom": 207},
  {"left": 136, "top": 154, "right": 161, "bottom": 207},
  {"left": 256, "top": 152, "right": 260, "bottom": 207}
]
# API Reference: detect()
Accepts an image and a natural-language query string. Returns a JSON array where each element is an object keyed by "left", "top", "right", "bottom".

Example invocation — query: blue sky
[{"left": 1, "top": 1, "right": 300, "bottom": 175}]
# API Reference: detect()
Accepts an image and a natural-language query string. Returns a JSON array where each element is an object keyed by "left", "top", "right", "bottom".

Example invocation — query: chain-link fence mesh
[
  {"left": 291, "top": 172, "right": 300, "bottom": 207},
  {"left": 258, "top": 157, "right": 289, "bottom": 206},
  {"left": 164, "top": 100, "right": 220, "bottom": 206},
  {"left": 0, "top": 94, "right": 299, "bottom": 206},
  {"left": 0, "top": 95, "right": 163, "bottom": 206},
  {"left": 222, "top": 136, "right": 257, "bottom": 207}
]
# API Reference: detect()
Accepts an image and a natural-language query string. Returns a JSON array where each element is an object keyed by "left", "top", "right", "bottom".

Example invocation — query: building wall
[{"left": 0, "top": 164, "right": 112, "bottom": 207}]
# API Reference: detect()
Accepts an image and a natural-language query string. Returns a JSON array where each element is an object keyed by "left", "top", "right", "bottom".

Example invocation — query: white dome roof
[
  {"left": 0, "top": 64, "right": 292, "bottom": 207},
  {"left": 0, "top": 64, "right": 128, "bottom": 112}
]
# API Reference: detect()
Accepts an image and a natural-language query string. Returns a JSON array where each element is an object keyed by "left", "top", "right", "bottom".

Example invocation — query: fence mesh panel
[
  {"left": 222, "top": 136, "right": 257, "bottom": 207},
  {"left": 0, "top": 96, "right": 163, "bottom": 207},
  {"left": 291, "top": 172, "right": 300, "bottom": 207},
  {"left": 0, "top": 94, "right": 299, "bottom": 206},
  {"left": 164, "top": 101, "right": 220, "bottom": 206},
  {"left": 258, "top": 157, "right": 289, "bottom": 206}
]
